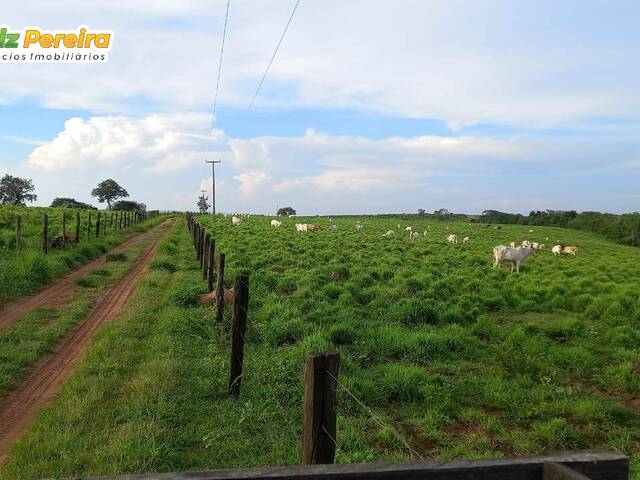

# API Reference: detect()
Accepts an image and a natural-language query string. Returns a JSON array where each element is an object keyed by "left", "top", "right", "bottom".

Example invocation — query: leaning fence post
[
  {"left": 207, "top": 239, "right": 216, "bottom": 292},
  {"left": 15, "top": 215, "right": 21, "bottom": 249},
  {"left": 75, "top": 211, "right": 81, "bottom": 243},
  {"left": 302, "top": 352, "right": 340, "bottom": 465},
  {"left": 215, "top": 253, "right": 226, "bottom": 323},
  {"left": 42, "top": 214, "right": 49, "bottom": 254},
  {"left": 228, "top": 273, "right": 249, "bottom": 398}
]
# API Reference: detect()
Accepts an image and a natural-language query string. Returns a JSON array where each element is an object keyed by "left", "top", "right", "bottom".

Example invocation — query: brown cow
[
  {"left": 197, "top": 288, "right": 236, "bottom": 305},
  {"left": 307, "top": 224, "right": 321, "bottom": 232},
  {"left": 51, "top": 234, "right": 77, "bottom": 248},
  {"left": 562, "top": 246, "right": 578, "bottom": 255}
]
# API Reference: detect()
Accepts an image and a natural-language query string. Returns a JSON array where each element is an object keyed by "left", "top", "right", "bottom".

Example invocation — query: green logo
[{"left": 0, "top": 27, "right": 20, "bottom": 48}]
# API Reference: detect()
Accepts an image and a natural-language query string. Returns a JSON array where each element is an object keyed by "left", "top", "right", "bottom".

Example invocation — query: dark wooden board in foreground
[{"left": 60, "top": 451, "right": 627, "bottom": 480}]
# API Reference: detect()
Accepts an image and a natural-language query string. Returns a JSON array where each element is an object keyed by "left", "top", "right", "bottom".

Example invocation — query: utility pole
[{"left": 205, "top": 159, "right": 221, "bottom": 215}]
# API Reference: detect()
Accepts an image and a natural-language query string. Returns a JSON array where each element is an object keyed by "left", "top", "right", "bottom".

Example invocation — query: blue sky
[{"left": 1, "top": 0, "right": 639, "bottom": 214}]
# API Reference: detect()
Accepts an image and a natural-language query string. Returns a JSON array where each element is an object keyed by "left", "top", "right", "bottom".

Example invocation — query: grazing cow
[
  {"left": 307, "top": 224, "right": 321, "bottom": 232},
  {"left": 532, "top": 242, "right": 540, "bottom": 249},
  {"left": 462, "top": 236, "right": 470, "bottom": 245},
  {"left": 493, "top": 245, "right": 536, "bottom": 272},
  {"left": 447, "top": 234, "right": 458, "bottom": 244},
  {"left": 410, "top": 231, "right": 419, "bottom": 242},
  {"left": 51, "top": 234, "right": 76, "bottom": 248},
  {"left": 328, "top": 224, "right": 337, "bottom": 232},
  {"left": 295, "top": 223, "right": 308, "bottom": 233},
  {"left": 562, "top": 246, "right": 578, "bottom": 255},
  {"left": 405, "top": 226, "right": 413, "bottom": 231},
  {"left": 552, "top": 245, "right": 562, "bottom": 256},
  {"left": 232, "top": 216, "right": 241, "bottom": 226},
  {"left": 270, "top": 219, "right": 282, "bottom": 228},
  {"left": 423, "top": 230, "right": 428, "bottom": 236},
  {"left": 538, "top": 244, "right": 545, "bottom": 250},
  {"left": 510, "top": 242, "right": 516, "bottom": 248},
  {"left": 197, "top": 288, "right": 236, "bottom": 305},
  {"left": 355, "top": 223, "right": 364, "bottom": 231},
  {"left": 522, "top": 240, "right": 532, "bottom": 248},
  {"left": 383, "top": 230, "right": 395, "bottom": 239}
]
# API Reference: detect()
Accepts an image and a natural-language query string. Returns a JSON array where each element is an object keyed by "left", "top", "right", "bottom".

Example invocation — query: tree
[
  {"left": 91, "top": 179, "right": 128, "bottom": 209},
  {"left": 417, "top": 208, "right": 426, "bottom": 215},
  {"left": 197, "top": 193, "right": 210, "bottom": 214},
  {"left": 50, "top": 197, "right": 97, "bottom": 210},
  {"left": 277, "top": 206, "right": 296, "bottom": 217},
  {"left": 434, "top": 208, "right": 450, "bottom": 221},
  {"left": 112, "top": 200, "right": 146, "bottom": 212},
  {"left": 0, "top": 174, "right": 37, "bottom": 206}
]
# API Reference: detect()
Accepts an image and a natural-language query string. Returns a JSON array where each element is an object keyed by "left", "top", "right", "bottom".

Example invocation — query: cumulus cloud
[{"left": 28, "top": 113, "right": 226, "bottom": 172}]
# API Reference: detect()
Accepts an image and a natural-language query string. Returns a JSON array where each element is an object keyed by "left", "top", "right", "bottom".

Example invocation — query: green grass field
[
  {"left": 0, "top": 206, "right": 163, "bottom": 305},
  {"left": 1, "top": 215, "right": 639, "bottom": 479}
]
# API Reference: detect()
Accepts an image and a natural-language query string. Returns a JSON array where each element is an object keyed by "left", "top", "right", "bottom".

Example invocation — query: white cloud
[
  {"left": 1, "top": 1, "right": 638, "bottom": 128},
  {"left": 28, "top": 113, "right": 226, "bottom": 172},
  {"left": 233, "top": 170, "right": 271, "bottom": 196}
]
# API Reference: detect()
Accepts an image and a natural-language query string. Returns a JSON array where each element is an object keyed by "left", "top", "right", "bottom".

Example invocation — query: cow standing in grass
[{"left": 493, "top": 245, "right": 536, "bottom": 272}]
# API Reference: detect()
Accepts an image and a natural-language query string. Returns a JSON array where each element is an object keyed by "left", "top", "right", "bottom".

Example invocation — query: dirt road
[
  {"left": 0, "top": 219, "right": 174, "bottom": 464},
  {"left": 0, "top": 220, "right": 170, "bottom": 332}
]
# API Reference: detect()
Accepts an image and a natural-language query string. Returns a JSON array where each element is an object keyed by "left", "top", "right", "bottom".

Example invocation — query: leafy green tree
[
  {"left": 91, "top": 179, "right": 128, "bottom": 209},
  {"left": 0, "top": 174, "right": 37, "bottom": 206},
  {"left": 277, "top": 206, "right": 296, "bottom": 217},
  {"left": 197, "top": 194, "right": 210, "bottom": 214},
  {"left": 112, "top": 200, "right": 146, "bottom": 212},
  {"left": 50, "top": 197, "right": 97, "bottom": 210}
]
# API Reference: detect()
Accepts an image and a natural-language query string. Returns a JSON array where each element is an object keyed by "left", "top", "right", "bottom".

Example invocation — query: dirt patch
[
  {"left": 0, "top": 220, "right": 173, "bottom": 332},
  {"left": 0, "top": 219, "right": 174, "bottom": 464}
]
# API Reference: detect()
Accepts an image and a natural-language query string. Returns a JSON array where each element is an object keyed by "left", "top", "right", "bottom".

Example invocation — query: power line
[
  {"left": 211, "top": 0, "right": 231, "bottom": 129},
  {"left": 248, "top": 0, "right": 302, "bottom": 110}
]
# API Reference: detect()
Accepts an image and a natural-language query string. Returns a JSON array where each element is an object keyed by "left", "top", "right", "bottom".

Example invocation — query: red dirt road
[
  {"left": 0, "top": 219, "right": 174, "bottom": 464},
  {"left": 0, "top": 221, "right": 169, "bottom": 332}
]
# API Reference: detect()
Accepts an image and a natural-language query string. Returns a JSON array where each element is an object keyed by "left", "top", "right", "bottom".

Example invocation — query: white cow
[
  {"left": 410, "top": 231, "right": 420, "bottom": 242},
  {"left": 383, "top": 230, "right": 395, "bottom": 239},
  {"left": 532, "top": 242, "right": 539, "bottom": 249},
  {"left": 355, "top": 223, "right": 364, "bottom": 231},
  {"left": 232, "top": 216, "right": 241, "bottom": 226},
  {"left": 295, "top": 223, "right": 308, "bottom": 233},
  {"left": 552, "top": 245, "right": 562, "bottom": 255},
  {"left": 270, "top": 219, "right": 282, "bottom": 228},
  {"left": 522, "top": 240, "right": 532, "bottom": 248},
  {"left": 462, "top": 236, "right": 470, "bottom": 245},
  {"left": 493, "top": 245, "right": 536, "bottom": 272},
  {"left": 447, "top": 234, "right": 458, "bottom": 244},
  {"left": 423, "top": 230, "right": 428, "bottom": 237},
  {"left": 405, "top": 226, "right": 413, "bottom": 232},
  {"left": 510, "top": 242, "right": 516, "bottom": 247}
]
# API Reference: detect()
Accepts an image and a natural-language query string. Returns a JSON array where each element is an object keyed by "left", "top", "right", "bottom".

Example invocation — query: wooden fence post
[
  {"left": 62, "top": 212, "right": 67, "bottom": 248},
  {"left": 215, "top": 253, "right": 226, "bottom": 323},
  {"left": 75, "top": 211, "right": 81, "bottom": 244},
  {"left": 15, "top": 215, "right": 21, "bottom": 249},
  {"left": 88, "top": 212, "right": 92, "bottom": 238},
  {"left": 42, "top": 214, "right": 48, "bottom": 254},
  {"left": 203, "top": 233, "right": 211, "bottom": 279},
  {"left": 119, "top": 211, "right": 123, "bottom": 230},
  {"left": 208, "top": 239, "right": 216, "bottom": 292},
  {"left": 96, "top": 212, "right": 101, "bottom": 238},
  {"left": 103, "top": 212, "right": 107, "bottom": 236},
  {"left": 228, "top": 273, "right": 249, "bottom": 398},
  {"left": 302, "top": 352, "right": 340, "bottom": 465}
]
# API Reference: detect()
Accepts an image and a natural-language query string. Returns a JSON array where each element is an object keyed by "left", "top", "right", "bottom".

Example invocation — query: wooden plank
[
  {"left": 544, "top": 462, "right": 593, "bottom": 480},
  {"left": 65, "top": 451, "right": 628, "bottom": 480},
  {"left": 302, "top": 352, "right": 340, "bottom": 465}
]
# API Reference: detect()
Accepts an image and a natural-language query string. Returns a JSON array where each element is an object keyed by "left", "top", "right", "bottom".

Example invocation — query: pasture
[
  {"left": 0, "top": 206, "right": 161, "bottom": 304},
  {"left": 1, "top": 215, "right": 639, "bottom": 479}
]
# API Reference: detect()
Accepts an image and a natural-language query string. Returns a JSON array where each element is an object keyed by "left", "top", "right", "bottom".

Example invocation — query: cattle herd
[{"left": 227, "top": 215, "right": 578, "bottom": 273}]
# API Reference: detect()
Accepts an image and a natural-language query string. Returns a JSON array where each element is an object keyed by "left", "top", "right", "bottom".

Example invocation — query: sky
[{"left": 1, "top": 0, "right": 639, "bottom": 215}]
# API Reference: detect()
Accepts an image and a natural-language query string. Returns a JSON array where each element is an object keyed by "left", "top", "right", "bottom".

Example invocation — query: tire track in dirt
[
  {"left": 0, "top": 220, "right": 172, "bottom": 332},
  {"left": 0, "top": 219, "right": 174, "bottom": 464}
]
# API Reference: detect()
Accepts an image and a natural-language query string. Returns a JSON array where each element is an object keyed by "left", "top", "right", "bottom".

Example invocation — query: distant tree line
[{"left": 480, "top": 209, "right": 640, "bottom": 247}]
